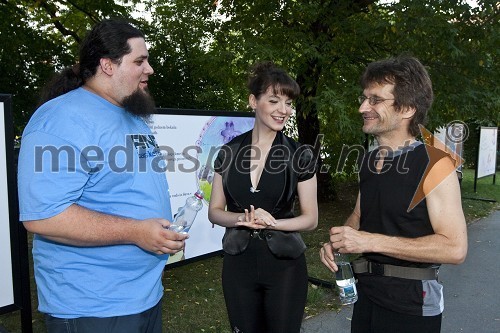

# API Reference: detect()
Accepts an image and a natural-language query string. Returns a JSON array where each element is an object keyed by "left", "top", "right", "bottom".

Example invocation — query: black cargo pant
[{"left": 351, "top": 290, "right": 442, "bottom": 333}]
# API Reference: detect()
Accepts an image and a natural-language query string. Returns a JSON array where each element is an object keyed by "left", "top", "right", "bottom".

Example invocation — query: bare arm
[
  {"left": 344, "top": 192, "right": 361, "bottom": 230},
  {"left": 209, "top": 173, "right": 318, "bottom": 232},
  {"left": 23, "top": 204, "right": 188, "bottom": 255},
  {"left": 320, "top": 192, "right": 360, "bottom": 272},
  {"left": 328, "top": 157, "right": 467, "bottom": 264},
  {"left": 370, "top": 157, "right": 467, "bottom": 263}
]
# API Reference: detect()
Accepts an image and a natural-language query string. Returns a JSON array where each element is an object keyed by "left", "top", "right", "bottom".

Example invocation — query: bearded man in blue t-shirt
[{"left": 17, "top": 19, "right": 188, "bottom": 333}]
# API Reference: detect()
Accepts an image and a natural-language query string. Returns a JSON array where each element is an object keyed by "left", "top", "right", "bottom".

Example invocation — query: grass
[
  {"left": 459, "top": 169, "right": 500, "bottom": 222},
  {"left": 1, "top": 169, "right": 498, "bottom": 333}
]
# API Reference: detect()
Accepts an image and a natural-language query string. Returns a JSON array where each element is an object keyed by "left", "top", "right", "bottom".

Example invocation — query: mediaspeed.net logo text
[{"left": 30, "top": 121, "right": 466, "bottom": 210}]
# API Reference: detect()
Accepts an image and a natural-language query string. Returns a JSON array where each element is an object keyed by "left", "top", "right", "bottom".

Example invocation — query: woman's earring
[{"left": 252, "top": 109, "right": 256, "bottom": 113}]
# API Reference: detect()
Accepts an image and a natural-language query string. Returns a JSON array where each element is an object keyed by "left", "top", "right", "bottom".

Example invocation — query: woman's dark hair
[
  {"left": 360, "top": 56, "right": 433, "bottom": 137},
  {"left": 247, "top": 61, "right": 300, "bottom": 100},
  {"left": 38, "top": 18, "right": 144, "bottom": 106}
]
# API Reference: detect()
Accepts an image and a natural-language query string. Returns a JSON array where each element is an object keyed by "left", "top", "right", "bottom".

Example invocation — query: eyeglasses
[{"left": 358, "top": 95, "right": 395, "bottom": 106}]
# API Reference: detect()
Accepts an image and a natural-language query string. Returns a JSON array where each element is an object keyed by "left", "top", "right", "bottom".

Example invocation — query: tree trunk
[{"left": 295, "top": 61, "right": 336, "bottom": 202}]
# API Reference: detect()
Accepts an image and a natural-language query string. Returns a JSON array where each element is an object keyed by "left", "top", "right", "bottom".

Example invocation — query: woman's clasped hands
[{"left": 235, "top": 205, "right": 276, "bottom": 229}]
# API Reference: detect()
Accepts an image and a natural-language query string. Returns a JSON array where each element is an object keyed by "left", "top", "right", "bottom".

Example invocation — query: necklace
[{"left": 249, "top": 186, "right": 260, "bottom": 193}]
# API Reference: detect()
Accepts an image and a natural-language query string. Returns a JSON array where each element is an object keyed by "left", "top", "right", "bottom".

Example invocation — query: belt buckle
[
  {"left": 369, "top": 262, "right": 385, "bottom": 276},
  {"left": 251, "top": 230, "right": 264, "bottom": 240}
]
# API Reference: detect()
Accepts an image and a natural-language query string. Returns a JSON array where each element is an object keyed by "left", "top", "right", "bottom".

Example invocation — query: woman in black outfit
[{"left": 208, "top": 61, "right": 318, "bottom": 333}]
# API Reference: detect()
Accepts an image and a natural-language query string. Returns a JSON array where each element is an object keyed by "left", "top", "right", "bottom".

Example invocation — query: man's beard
[{"left": 122, "top": 88, "right": 156, "bottom": 118}]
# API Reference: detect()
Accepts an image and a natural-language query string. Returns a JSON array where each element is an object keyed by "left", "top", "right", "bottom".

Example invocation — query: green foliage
[
  {"left": 0, "top": 0, "right": 141, "bottom": 135},
  {"left": 460, "top": 168, "right": 500, "bottom": 220},
  {"left": 147, "top": 0, "right": 233, "bottom": 110},
  {"left": 381, "top": 0, "right": 499, "bottom": 131},
  {"left": 0, "top": 1, "right": 67, "bottom": 135},
  {"left": 1, "top": 0, "right": 497, "bottom": 164},
  {"left": 196, "top": 0, "right": 498, "bottom": 182}
]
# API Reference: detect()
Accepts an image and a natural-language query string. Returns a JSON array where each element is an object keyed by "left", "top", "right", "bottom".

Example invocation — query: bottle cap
[{"left": 194, "top": 190, "right": 204, "bottom": 199}]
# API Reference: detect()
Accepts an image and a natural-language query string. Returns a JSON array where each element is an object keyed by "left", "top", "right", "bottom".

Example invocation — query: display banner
[
  {"left": 0, "top": 96, "right": 14, "bottom": 310},
  {"left": 434, "top": 123, "right": 466, "bottom": 178},
  {"left": 477, "top": 127, "right": 498, "bottom": 179},
  {"left": 0, "top": 94, "right": 32, "bottom": 333},
  {"left": 150, "top": 109, "right": 255, "bottom": 265}
]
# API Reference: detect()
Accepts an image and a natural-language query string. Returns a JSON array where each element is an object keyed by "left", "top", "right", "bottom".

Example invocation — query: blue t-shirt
[{"left": 18, "top": 87, "right": 172, "bottom": 318}]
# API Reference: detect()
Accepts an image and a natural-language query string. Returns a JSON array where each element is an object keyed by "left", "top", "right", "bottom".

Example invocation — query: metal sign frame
[{"left": 0, "top": 94, "right": 32, "bottom": 333}]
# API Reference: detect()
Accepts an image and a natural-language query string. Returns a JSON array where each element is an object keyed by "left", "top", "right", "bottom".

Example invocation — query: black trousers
[
  {"left": 222, "top": 237, "right": 308, "bottom": 333},
  {"left": 351, "top": 288, "right": 442, "bottom": 333}
]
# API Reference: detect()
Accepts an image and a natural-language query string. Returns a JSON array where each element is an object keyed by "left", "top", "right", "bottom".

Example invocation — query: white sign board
[
  {"left": 434, "top": 123, "right": 465, "bottom": 173},
  {"left": 477, "top": 127, "right": 498, "bottom": 178},
  {"left": 0, "top": 98, "right": 14, "bottom": 308},
  {"left": 149, "top": 110, "right": 254, "bottom": 264}
]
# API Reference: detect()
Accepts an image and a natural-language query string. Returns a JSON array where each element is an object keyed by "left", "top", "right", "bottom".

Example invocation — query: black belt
[{"left": 352, "top": 258, "right": 439, "bottom": 280}]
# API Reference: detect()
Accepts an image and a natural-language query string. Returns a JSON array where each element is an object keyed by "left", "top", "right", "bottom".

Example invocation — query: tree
[
  {"left": 0, "top": 0, "right": 147, "bottom": 135},
  {"left": 367, "top": 0, "right": 499, "bottom": 128},
  {"left": 1, "top": 0, "right": 497, "bottom": 188},
  {"left": 200, "top": 0, "right": 498, "bottom": 198},
  {"left": 198, "top": 0, "right": 379, "bottom": 200},
  {"left": 146, "top": 0, "right": 236, "bottom": 110}
]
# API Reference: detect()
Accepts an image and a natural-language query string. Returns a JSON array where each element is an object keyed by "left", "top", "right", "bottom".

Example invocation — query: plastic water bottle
[
  {"left": 334, "top": 252, "right": 358, "bottom": 305},
  {"left": 168, "top": 190, "right": 204, "bottom": 234}
]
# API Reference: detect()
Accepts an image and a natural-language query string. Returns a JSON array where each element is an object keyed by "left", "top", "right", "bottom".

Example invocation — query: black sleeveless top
[
  {"left": 214, "top": 130, "right": 317, "bottom": 258},
  {"left": 357, "top": 142, "right": 451, "bottom": 315},
  {"left": 225, "top": 131, "right": 286, "bottom": 215}
]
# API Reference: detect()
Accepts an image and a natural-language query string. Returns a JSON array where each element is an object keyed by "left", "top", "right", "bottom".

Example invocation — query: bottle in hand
[
  {"left": 334, "top": 252, "right": 358, "bottom": 305},
  {"left": 168, "top": 190, "right": 204, "bottom": 234}
]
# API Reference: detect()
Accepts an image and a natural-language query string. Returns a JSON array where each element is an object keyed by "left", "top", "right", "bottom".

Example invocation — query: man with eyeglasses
[{"left": 320, "top": 56, "right": 467, "bottom": 332}]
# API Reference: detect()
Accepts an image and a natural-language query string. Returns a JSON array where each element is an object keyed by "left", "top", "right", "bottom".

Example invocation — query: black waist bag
[{"left": 222, "top": 228, "right": 306, "bottom": 259}]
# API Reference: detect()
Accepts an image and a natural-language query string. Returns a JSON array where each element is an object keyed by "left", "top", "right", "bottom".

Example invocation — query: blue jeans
[{"left": 44, "top": 299, "right": 163, "bottom": 333}]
